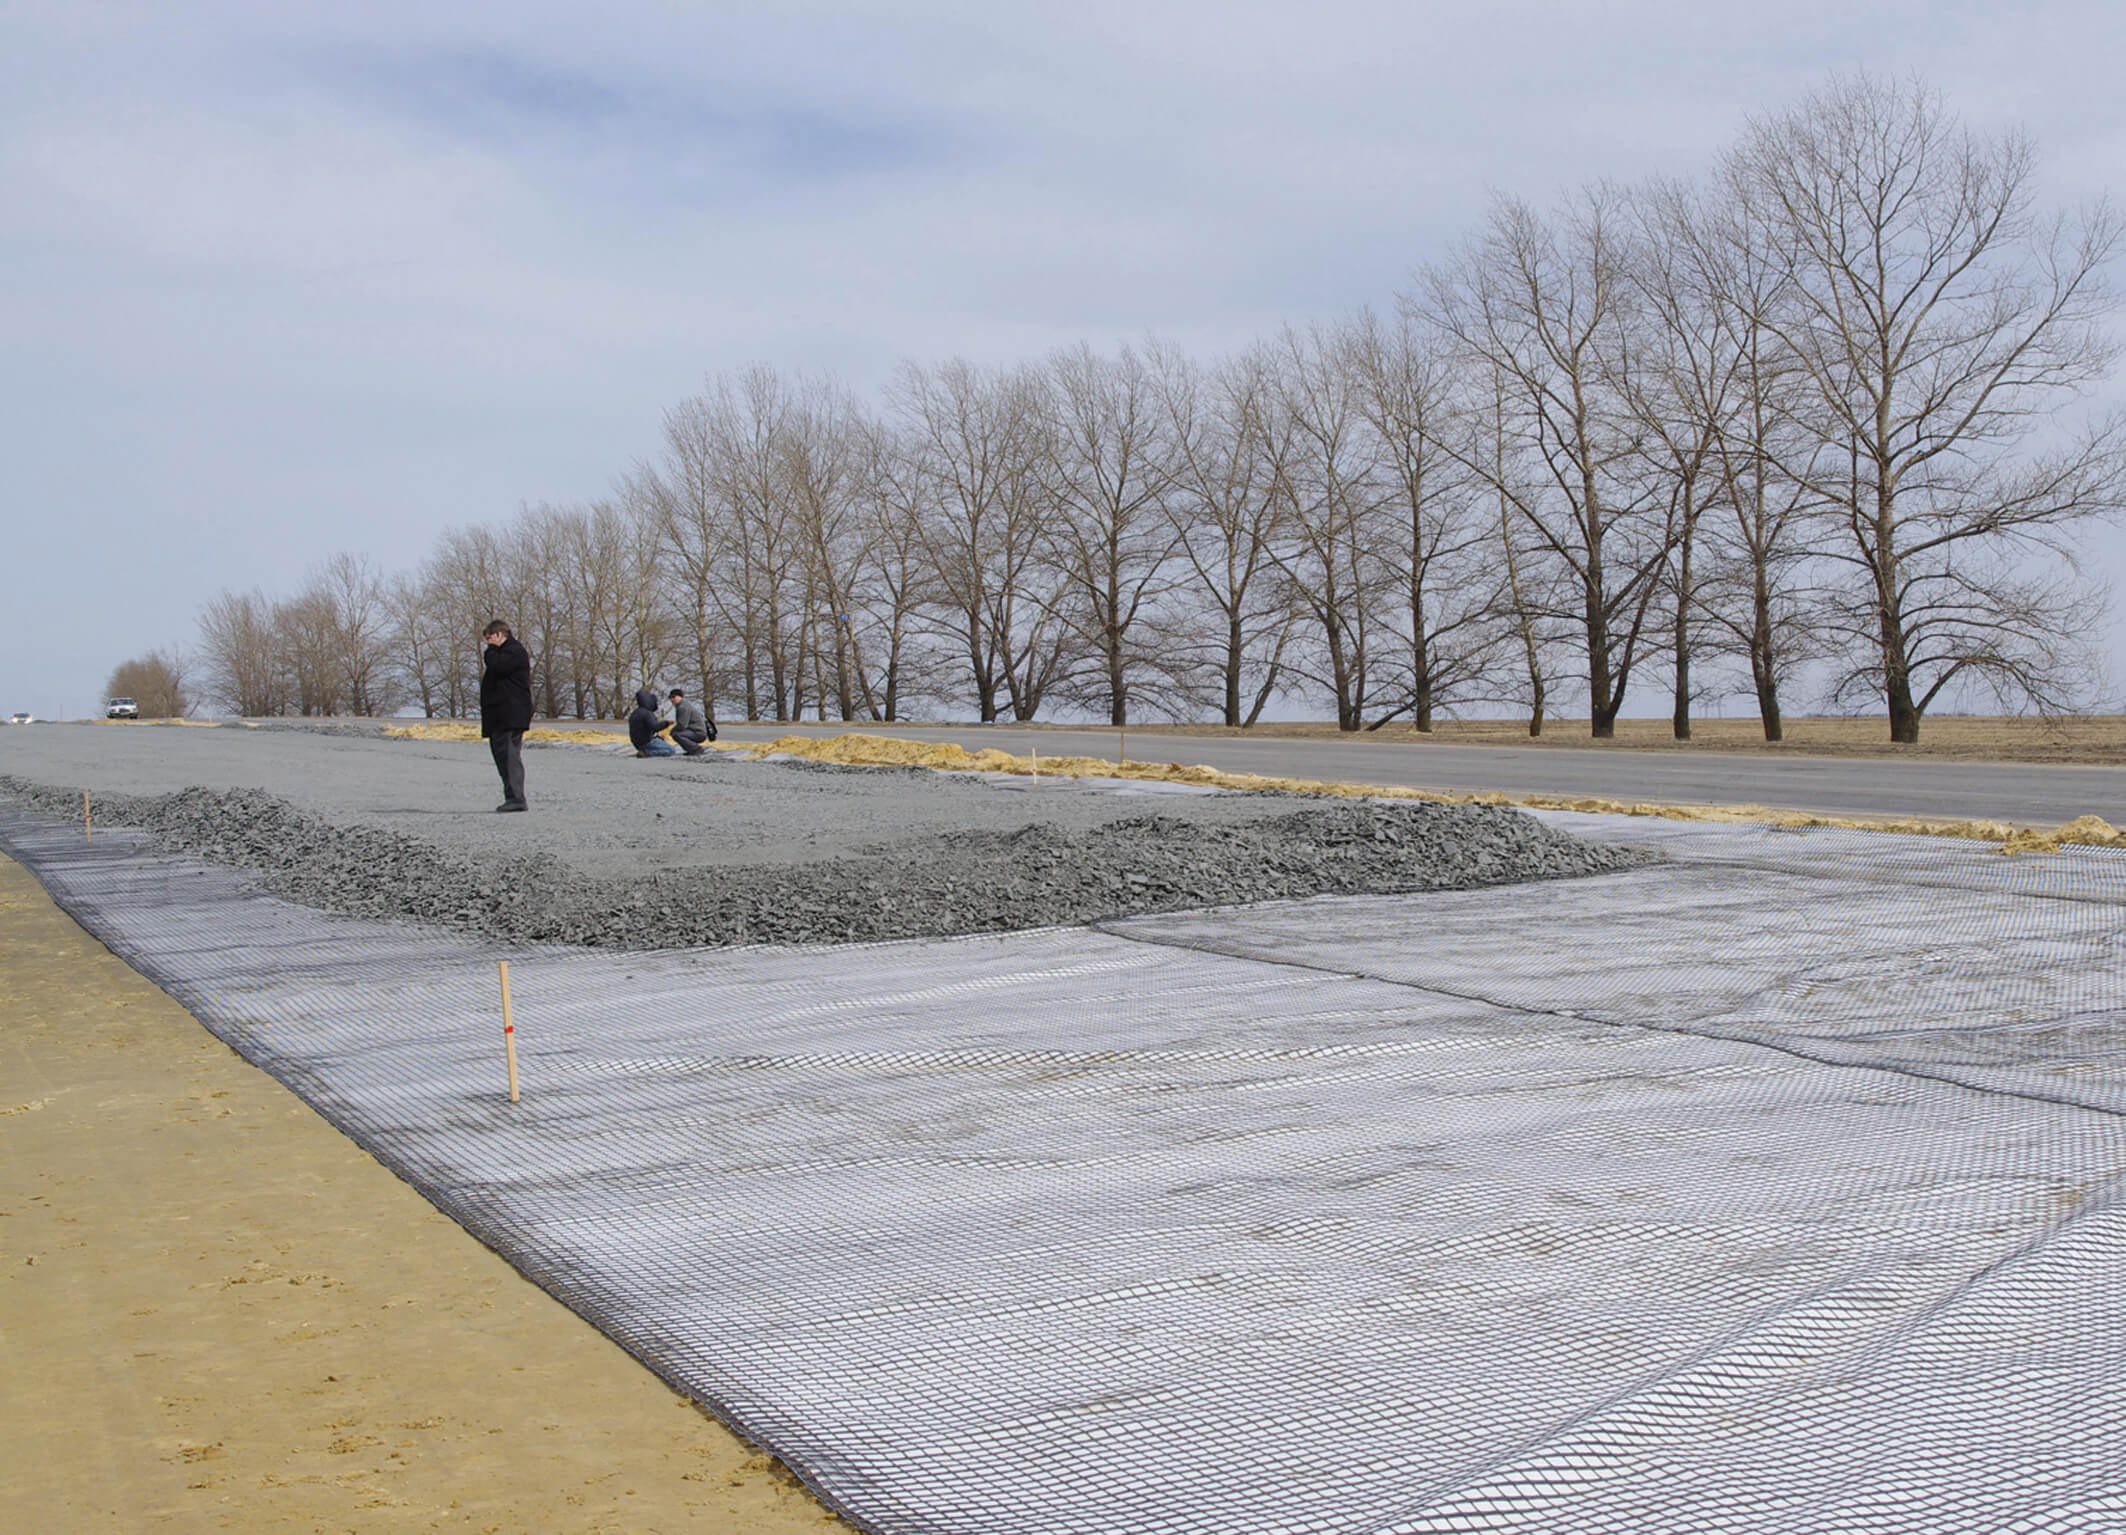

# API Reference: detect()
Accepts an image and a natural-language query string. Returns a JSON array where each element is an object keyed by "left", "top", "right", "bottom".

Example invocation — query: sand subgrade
[{"left": 0, "top": 854, "right": 842, "bottom": 1533}]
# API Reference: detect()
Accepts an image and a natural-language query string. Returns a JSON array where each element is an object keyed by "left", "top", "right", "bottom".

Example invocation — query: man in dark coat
[
  {"left": 479, "top": 620, "right": 534, "bottom": 811},
  {"left": 628, "top": 688, "right": 678, "bottom": 756}
]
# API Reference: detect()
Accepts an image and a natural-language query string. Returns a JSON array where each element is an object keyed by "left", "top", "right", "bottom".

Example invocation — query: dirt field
[
  {"left": 0, "top": 854, "right": 842, "bottom": 1534},
  {"left": 1067, "top": 714, "right": 2126, "bottom": 765}
]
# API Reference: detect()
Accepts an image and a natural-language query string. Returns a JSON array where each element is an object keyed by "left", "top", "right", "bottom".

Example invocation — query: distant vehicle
[
  {"left": 107, "top": 697, "right": 139, "bottom": 719},
  {"left": 6, "top": 712, "right": 31, "bottom": 725}
]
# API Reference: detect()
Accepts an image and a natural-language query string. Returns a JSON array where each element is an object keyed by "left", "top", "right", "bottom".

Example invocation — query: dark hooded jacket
[
  {"left": 479, "top": 637, "right": 534, "bottom": 737},
  {"left": 627, "top": 689, "right": 667, "bottom": 751}
]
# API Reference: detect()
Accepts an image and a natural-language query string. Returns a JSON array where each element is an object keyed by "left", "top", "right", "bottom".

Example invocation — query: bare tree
[
  {"left": 1423, "top": 192, "right": 1676, "bottom": 737},
  {"left": 1455, "top": 367, "right": 1573, "bottom": 735},
  {"left": 1345, "top": 309, "right": 1505, "bottom": 730},
  {"left": 305, "top": 553, "right": 399, "bottom": 717},
  {"left": 1624, "top": 183, "right": 1745, "bottom": 740},
  {"left": 552, "top": 501, "right": 657, "bottom": 716},
  {"left": 386, "top": 568, "right": 458, "bottom": 718},
  {"left": 1739, "top": 74, "right": 2125, "bottom": 739},
  {"left": 1267, "top": 323, "right": 1383, "bottom": 731},
  {"left": 274, "top": 585, "right": 345, "bottom": 716},
  {"left": 855, "top": 417, "right": 952, "bottom": 720},
  {"left": 1652, "top": 166, "right": 1832, "bottom": 740},
  {"left": 1155, "top": 345, "right": 1299, "bottom": 725},
  {"left": 779, "top": 378, "right": 883, "bottom": 721},
  {"left": 645, "top": 395, "right": 740, "bottom": 720},
  {"left": 684, "top": 368, "right": 808, "bottom": 720},
  {"left": 428, "top": 524, "right": 528, "bottom": 715},
  {"left": 105, "top": 649, "right": 189, "bottom": 718},
  {"left": 197, "top": 589, "right": 289, "bottom": 717},
  {"left": 1043, "top": 342, "right": 1183, "bottom": 725},
  {"left": 507, "top": 512, "right": 574, "bottom": 720},
  {"left": 893, "top": 359, "right": 1068, "bottom": 722}
]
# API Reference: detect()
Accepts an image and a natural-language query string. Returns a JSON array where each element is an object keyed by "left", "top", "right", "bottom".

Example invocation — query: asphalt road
[{"left": 718, "top": 722, "right": 2126, "bottom": 826}]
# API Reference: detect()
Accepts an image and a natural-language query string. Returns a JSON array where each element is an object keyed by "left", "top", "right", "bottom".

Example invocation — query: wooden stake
[
  {"left": 1118, "top": 730, "right": 1125, "bottom": 766},
  {"left": 498, "top": 960, "right": 520, "bottom": 1103},
  {"left": 83, "top": 791, "right": 91, "bottom": 842},
  {"left": 1030, "top": 745, "right": 1038, "bottom": 785}
]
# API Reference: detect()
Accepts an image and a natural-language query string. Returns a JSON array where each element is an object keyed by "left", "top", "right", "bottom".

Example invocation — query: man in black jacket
[
  {"left": 628, "top": 688, "right": 679, "bottom": 756},
  {"left": 480, "top": 620, "right": 534, "bottom": 811}
]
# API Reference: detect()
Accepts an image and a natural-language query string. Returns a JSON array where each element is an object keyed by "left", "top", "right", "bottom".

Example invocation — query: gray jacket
[{"left": 671, "top": 697, "right": 709, "bottom": 736}]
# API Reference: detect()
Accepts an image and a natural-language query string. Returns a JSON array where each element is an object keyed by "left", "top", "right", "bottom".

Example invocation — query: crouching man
[
  {"left": 628, "top": 689, "right": 679, "bottom": 757},
  {"left": 667, "top": 688, "right": 714, "bottom": 754}
]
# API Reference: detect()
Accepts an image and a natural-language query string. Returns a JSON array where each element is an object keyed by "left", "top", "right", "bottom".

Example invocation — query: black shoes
[{"left": 496, "top": 801, "right": 527, "bottom": 813}]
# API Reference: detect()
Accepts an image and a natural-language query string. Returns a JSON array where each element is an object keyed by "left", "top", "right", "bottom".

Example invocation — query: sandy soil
[{"left": 0, "top": 854, "right": 843, "bottom": 1533}]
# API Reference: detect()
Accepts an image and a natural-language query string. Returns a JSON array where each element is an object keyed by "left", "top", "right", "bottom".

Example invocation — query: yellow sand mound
[{"left": 738, "top": 733, "right": 2126, "bottom": 856}]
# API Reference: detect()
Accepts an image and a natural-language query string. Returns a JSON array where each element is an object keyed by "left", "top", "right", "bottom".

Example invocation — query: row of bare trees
[{"left": 169, "top": 76, "right": 2120, "bottom": 741}]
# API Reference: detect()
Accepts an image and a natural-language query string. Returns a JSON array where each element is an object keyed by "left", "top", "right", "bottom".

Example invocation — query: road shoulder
[{"left": 0, "top": 852, "right": 840, "bottom": 1534}]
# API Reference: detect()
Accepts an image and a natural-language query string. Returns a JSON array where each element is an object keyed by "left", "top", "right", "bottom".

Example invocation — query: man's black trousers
[{"left": 489, "top": 729, "right": 527, "bottom": 806}]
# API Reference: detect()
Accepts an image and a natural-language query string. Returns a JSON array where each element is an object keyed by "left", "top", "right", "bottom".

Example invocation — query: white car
[
  {"left": 106, "top": 697, "right": 139, "bottom": 719},
  {"left": 6, "top": 712, "right": 31, "bottom": 725}
]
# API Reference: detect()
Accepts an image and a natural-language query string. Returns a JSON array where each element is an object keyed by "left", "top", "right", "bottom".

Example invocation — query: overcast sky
[{"left": 4, "top": 0, "right": 2121, "bottom": 721}]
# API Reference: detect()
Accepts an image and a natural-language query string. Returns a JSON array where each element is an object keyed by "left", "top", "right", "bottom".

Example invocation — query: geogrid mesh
[{"left": 6, "top": 799, "right": 2126, "bottom": 1534}]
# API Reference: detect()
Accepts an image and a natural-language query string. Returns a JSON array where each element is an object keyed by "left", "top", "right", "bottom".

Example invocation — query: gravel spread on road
[{"left": 0, "top": 725, "right": 1647, "bottom": 948}]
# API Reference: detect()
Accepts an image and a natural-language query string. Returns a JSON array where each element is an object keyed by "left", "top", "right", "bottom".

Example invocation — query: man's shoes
[{"left": 496, "top": 801, "right": 527, "bottom": 813}]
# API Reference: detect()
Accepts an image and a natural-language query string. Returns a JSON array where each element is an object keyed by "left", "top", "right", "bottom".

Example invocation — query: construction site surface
[{"left": 5, "top": 722, "right": 2124, "bottom": 1534}]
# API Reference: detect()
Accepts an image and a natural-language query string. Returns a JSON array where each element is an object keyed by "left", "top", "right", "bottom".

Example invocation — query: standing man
[
  {"left": 667, "top": 688, "right": 714, "bottom": 754},
  {"left": 480, "top": 620, "right": 533, "bottom": 812}
]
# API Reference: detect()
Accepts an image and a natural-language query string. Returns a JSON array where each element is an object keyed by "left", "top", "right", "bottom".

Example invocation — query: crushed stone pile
[{"left": 1, "top": 777, "right": 1646, "bottom": 949}]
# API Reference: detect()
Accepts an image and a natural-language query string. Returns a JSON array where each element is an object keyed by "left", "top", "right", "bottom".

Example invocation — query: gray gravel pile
[
  {"left": 1, "top": 775, "right": 1645, "bottom": 948},
  {"left": 245, "top": 719, "right": 393, "bottom": 738}
]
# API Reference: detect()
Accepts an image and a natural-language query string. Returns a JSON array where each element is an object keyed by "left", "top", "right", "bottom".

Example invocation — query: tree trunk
[
  {"left": 881, "top": 616, "right": 902, "bottom": 722},
  {"left": 1106, "top": 609, "right": 1128, "bottom": 727},
  {"left": 1750, "top": 570, "right": 1782, "bottom": 743},
  {"left": 1585, "top": 566, "right": 1615, "bottom": 740},
  {"left": 1886, "top": 667, "right": 1921, "bottom": 743},
  {"left": 1753, "top": 664, "right": 1784, "bottom": 744},
  {"left": 973, "top": 645, "right": 997, "bottom": 723},
  {"left": 1870, "top": 387, "right": 1922, "bottom": 744},
  {"left": 1671, "top": 496, "right": 1694, "bottom": 741},
  {"left": 1410, "top": 606, "right": 1434, "bottom": 733},
  {"left": 1326, "top": 621, "right": 1359, "bottom": 732}
]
